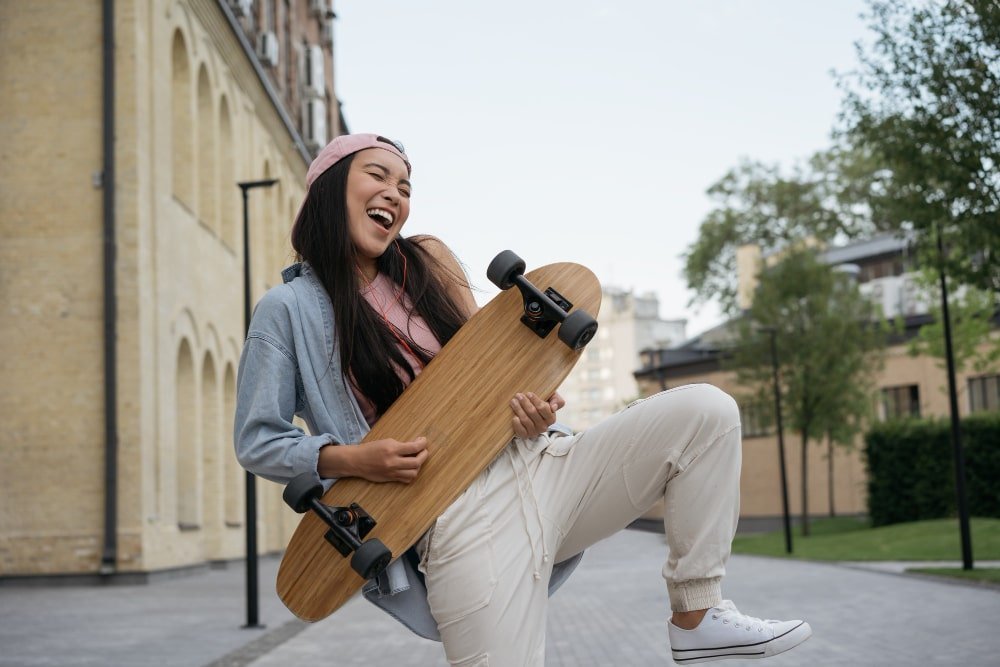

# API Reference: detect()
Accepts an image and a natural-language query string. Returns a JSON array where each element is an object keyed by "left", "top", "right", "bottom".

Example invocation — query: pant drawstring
[{"left": 507, "top": 442, "right": 549, "bottom": 582}]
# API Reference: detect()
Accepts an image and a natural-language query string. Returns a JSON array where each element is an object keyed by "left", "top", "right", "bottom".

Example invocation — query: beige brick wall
[
  {"left": 2, "top": 0, "right": 310, "bottom": 577},
  {"left": 1, "top": 1, "right": 106, "bottom": 575}
]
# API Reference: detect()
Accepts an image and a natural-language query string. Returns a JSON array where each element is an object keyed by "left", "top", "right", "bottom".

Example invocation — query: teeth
[{"left": 366, "top": 208, "right": 394, "bottom": 227}]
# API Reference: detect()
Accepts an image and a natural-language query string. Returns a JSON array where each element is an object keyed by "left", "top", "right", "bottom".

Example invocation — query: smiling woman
[
  {"left": 287, "top": 135, "right": 469, "bottom": 420},
  {"left": 234, "top": 133, "right": 812, "bottom": 666},
  {"left": 344, "top": 150, "right": 412, "bottom": 280}
]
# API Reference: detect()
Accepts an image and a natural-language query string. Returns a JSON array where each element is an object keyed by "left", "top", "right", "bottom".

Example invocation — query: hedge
[{"left": 864, "top": 412, "right": 1000, "bottom": 526}]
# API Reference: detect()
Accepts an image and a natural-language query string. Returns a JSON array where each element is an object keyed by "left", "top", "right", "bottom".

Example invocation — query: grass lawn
[{"left": 732, "top": 516, "right": 1000, "bottom": 562}]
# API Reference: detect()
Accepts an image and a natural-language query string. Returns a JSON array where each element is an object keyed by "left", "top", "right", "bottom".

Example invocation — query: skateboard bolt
[{"left": 525, "top": 301, "right": 543, "bottom": 320}]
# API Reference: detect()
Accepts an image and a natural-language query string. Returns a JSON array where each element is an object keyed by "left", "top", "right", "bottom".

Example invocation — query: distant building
[
  {"left": 634, "top": 235, "right": 999, "bottom": 528},
  {"left": 558, "top": 287, "right": 686, "bottom": 431},
  {"left": 1, "top": 0, "right": 342, "bottom": 578}
]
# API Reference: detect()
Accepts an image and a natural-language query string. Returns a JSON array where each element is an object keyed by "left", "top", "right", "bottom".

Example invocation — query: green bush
[
  {"left": 964, "top": 412, "right": 1000, "bottom": 518},
  {"left": 864, "top": 413, "right": 1000, "bottom": 526}
]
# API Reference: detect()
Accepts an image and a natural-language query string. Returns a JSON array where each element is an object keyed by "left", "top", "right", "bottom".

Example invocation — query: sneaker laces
[{"left": 710, "top": 600, "right": 775, "bottom": 633}]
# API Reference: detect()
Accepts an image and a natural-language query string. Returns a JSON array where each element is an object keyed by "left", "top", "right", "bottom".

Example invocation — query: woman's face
[{"left": 345, "top": 148, "right": 411, "bottom": 279}]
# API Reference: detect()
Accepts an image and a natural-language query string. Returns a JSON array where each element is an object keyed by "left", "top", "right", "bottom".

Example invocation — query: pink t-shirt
[{"left": 352, "top": 273, "right": 443, "bottom": 425}]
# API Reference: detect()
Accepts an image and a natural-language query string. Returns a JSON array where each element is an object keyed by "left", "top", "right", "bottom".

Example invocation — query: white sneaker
[{"left": 668, "top": 600, "right": 812, "bottom": 663}]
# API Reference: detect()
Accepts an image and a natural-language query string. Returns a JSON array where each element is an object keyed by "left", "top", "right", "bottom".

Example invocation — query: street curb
[{"left": 204, "top": 619, "right": 309, "bottom": 667}]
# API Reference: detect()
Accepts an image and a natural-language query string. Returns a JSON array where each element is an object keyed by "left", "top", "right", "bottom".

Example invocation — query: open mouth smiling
[{"left": 366, "top": 208, "right": 395, "bottom": 230}]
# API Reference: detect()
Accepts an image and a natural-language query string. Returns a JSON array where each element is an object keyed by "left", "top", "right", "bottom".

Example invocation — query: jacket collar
[{"left": 281, "top": 262, "right": 306, "bottom": 284}]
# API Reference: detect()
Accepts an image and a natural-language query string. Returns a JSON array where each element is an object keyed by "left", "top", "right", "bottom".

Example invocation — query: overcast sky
[{"left": 333, "top": 0, "right": 871, "bottom": 336}]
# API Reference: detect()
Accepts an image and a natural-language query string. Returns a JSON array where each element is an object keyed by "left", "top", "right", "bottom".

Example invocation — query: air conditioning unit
[
  {"left": 256, "top": 31, "right": 279, "bottom": 67},
  {"left": 321, "top": 16, "right": 335, "bottom": 45},
  {"left": 303, "top": 98, "right": 327, "bottom": 151},
  {"left": 310, "top": 0, "right": 331, "bottom": 18},
  {"left": 231, "top": 0, "right": 253, "bottom": 18},
  {"left": 304, "top": 44, "right": 325, "bottom": 98}
]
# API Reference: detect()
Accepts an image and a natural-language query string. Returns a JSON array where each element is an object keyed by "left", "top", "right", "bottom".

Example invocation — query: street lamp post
[
  {"left": 762, "top": 326, "right": 793, "bottom": 554},
  {"left": 935, "top": 228, "right": 973, "bottom": 570},
  {"left": 238, "top": 178, "right": 278, "bottom": 630}
]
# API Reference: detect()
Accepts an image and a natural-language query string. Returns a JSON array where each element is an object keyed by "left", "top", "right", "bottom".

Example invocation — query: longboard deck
[{"left": 277, "top": 262, "right": 601, "bottom": 621}]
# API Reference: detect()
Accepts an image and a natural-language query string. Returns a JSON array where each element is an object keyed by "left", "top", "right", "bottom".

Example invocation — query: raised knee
[{"left": 685, "top": 384, "right": 740, "bottom": 431}]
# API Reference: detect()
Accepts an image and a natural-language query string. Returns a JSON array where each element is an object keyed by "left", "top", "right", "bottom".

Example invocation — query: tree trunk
[
  {"left": 801, "top": 433, "right": 810, "bottom": 537},
  {"left": 827, "top": 436, "right": 836, "bottom": 518}
]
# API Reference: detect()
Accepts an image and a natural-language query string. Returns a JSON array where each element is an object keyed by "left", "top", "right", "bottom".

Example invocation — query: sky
[{"left": 333, "top": 0, "right": 871, "bottom": 337}]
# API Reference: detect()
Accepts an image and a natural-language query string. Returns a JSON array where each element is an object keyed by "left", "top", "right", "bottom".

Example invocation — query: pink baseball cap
[{"left": 305, "top": 133, "right": 410, "bottom": 189}]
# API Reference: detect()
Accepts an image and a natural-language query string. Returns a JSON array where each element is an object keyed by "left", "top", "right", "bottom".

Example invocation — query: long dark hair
[{"left": 290, "top": 152, "right": 468, "bottom": 417}]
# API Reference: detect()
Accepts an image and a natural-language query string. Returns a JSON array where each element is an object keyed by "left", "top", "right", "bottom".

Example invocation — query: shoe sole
[{"left": 671, "top": 621, "right": 812, "bottom": 663}]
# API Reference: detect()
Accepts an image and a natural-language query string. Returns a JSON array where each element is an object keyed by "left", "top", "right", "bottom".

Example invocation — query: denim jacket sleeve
[{"left": 234, "top": 287, "right": 335, "bottom": 486}]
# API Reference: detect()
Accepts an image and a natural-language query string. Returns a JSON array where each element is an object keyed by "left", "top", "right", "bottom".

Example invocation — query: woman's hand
[
  {"left": 319, "top": 437, "right": 430, "bottom": 483},
  {"left": 510, "top": 392, "right": 565, "bottom": 439}
]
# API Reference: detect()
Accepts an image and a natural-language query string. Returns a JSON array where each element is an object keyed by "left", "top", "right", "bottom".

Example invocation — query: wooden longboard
[{"left": 276, "top": 261, "right": 601, "bottom": 621}]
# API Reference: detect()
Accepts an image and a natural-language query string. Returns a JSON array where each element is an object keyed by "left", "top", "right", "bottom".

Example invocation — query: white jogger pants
[{"left": 416, "top": 383, "right": 742, "bottom": 666}]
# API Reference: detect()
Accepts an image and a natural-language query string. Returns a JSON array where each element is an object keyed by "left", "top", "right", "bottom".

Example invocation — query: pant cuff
[{"left": 667, "top": 577, "right": 722, "bottom": 612}]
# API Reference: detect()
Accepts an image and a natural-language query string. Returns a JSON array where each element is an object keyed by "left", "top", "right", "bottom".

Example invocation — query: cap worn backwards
[{"left": 305, "top": 133, "right": 411, "bottom": 189}]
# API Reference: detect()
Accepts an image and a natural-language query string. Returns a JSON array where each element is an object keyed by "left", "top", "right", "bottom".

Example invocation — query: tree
[
  {"left": 729, "top": 249, "right": 888, "bottom": 536},
  {"left": 839, "top": 1, "right": 1000, "bottom": 569},
  {"left": 838, "top": 0, "right": 1000, "bottom": 293},
  {"left": 683, "top": 156, "right": 872, "bottom": 317},
  {"left": 907, "top": 268, "right": 1000, "bottom": 380}
]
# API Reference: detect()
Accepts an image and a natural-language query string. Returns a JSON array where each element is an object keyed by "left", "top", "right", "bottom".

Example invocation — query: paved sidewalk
[{"left": 2, "top": 529, "right": 998, "bottom": 666}]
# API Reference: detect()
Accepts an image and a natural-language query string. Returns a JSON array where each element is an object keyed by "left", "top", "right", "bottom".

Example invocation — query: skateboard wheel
[
  {"left": 487, "top": 250, "right": 526, "bottom": 290},
  {"left": 283, "top": 473, "right": 324, "bottom": 514},
  {"left": 558, "top": 310, "right": 598, "bottom": 350},
  {"left": 351, "top": 538, "right": 392, "bottom": 580}
]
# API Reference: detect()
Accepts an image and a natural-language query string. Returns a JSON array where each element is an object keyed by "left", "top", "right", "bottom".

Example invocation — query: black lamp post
[
  {"left": 935, "top": 228, "right": 973, "bottom": 570},
  {"left": 760, "top": 326, "right": 793, "bottom": 554},
  {"left": 238, "top": 178, "right": 278, "bottom": 629}
]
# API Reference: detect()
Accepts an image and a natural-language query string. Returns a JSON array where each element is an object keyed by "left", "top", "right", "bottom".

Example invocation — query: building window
[
  {"left": 859, "top": 256, "right": 905, "bottom": 283},
  {"left": 880, "top": 385, "right": 920, "bottom": 420},
  {"left": 264, "top": 0, "right": 276, "bottom": 31},
  {"left": 968, "top": 374, "right": 1000, "bottom": 414},
  {"left": 282, "top": 0, "right": 292, "bottom": 95}
]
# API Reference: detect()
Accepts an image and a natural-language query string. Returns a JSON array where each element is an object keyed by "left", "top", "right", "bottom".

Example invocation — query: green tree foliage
[
  {"left": 838, "top": 0, "right": 1000, "bottom": 292},
  {"left": 683, "top": 157, "right": 871, "bottom": 317},
  {"left": 730, "top": 249, "right": 889, "bottom": 536},
  {"left": 906, "top": 267, "right": 1000, "bottom": 379}
]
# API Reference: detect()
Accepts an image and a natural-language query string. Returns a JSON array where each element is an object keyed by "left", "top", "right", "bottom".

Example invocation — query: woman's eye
[
  {"left": 368, "top": 171, "right": 385, "bottom": 181},
  {"left": 399, "top": 188, "right": 411, "bottom": 198}
]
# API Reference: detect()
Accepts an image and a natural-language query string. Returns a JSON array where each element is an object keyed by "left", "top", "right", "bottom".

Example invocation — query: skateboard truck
[
  {"left": 487, "top": 250, "right": 599, "bottom": 350},
  {"left": 283, "top": 473, "right": 392, "bottom": 580}
]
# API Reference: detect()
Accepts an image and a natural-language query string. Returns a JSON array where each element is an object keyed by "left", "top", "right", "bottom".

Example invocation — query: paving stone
[{"left": 1, "top": 529, "right": 997, "bottom": 666}]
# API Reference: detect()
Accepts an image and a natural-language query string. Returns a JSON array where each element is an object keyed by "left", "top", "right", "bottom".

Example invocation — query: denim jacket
[{"left": 234, "top": 262, "right": 582, "bottom": 640}]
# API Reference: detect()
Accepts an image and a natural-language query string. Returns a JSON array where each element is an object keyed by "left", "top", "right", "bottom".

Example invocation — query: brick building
[
  {"left": 633, "top": 236, "right": 1000, "bottom": 529},
  {"left": 1, "top": 0, "right": 342, "bottom": 578}
]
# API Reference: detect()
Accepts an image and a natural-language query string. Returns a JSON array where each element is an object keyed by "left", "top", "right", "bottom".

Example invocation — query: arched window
[
  {"left": 201, "top": 352, "right": 221, "bottom": 535},
  {"left": 219, "top": 97, "right": 237, "bottom": 249},
  {"left": 251, "top": 160, "right": 273, "bottom": 291},
  {"left": 176, "top": 339, "right": 200, "bottom": 529},
  {"left": 197, "top": 66, "right": 217, "bottom": 232},
  {"left": 223, "top": 364, "right": 242, "bottom": 526},
  {"left": 272, "top": 180, "right": 284, "bottom": 274},
  {"left": 171, "top": 31, "right": 194, "bottom": 209}
]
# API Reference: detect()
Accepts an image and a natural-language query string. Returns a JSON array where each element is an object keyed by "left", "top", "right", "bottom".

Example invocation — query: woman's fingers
[
  {"left": 510, "top": 392, "right": 554, "bottom": 438},
  {"left": 392, "top": 438, "right": 429, "bottom": 482},
  {"left": 355, "top": 437, "right": 430, "bottom": 483}
]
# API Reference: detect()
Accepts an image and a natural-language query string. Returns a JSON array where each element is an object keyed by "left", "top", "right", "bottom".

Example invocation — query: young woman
[{"left": 235, "top": 133, "right": 812, "bottom": 665}]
